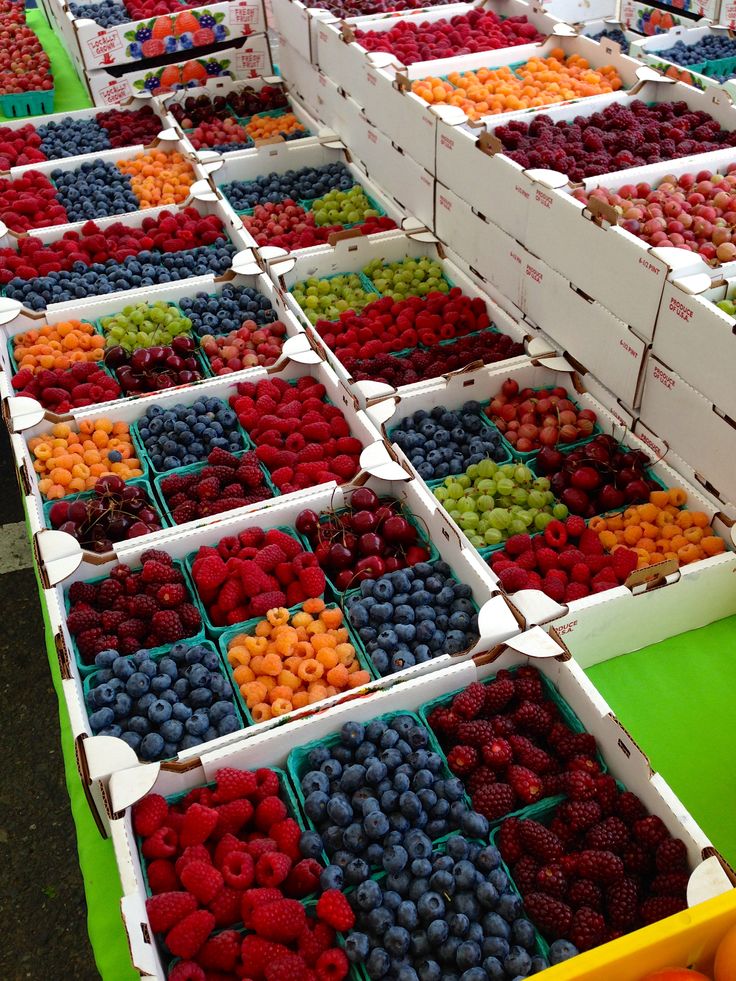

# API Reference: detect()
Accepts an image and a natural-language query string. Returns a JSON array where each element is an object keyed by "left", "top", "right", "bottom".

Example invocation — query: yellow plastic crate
[{"left": 536, "top": 888, "right": 736, "bottom": 980}]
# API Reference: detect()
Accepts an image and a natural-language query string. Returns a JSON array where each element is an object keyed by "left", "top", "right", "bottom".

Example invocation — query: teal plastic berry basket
[
  {"left": 300, "top": 186, "right": 387, "bottom": 229},
  {"left": 130, "top": 402, "right": 252, "bottom": 478},
  {"left": 65, "top": 558, "right": 205, "bottom": 677},
  {"left": 6, "top": 318, "right": 102, "bottom": 375},
  {"left": 184, "top": 525, "right": 314, "bottom": 639},
  {"left": 42, "top": 475, "right": 167, "bottom": 534},
  {"left": 151, "top": 449, "right": 277, "bottom": 527},
  {"left": 82, "top": 638, "right": 246, "bottom": 759},
  {"left": 289, "top": 270, "right": 382, "bottom": 324},
  {"left": 293, "top": 496, "right": 440, "bottom": 600},
  {"left": 480, "top": 386, "right": 603, "bottom": 463},
  {"left": 419, "top": 666, "right": 607, "bottom": 773},
  {"left": 217, "top": 601, "right": 377, "bottom": 727},
  {"left": 342, "top": 562, "right": 481, "bottom": 679},
  {"left": 136, "top": 766, "right": 305, "bottom": 899},
  {"left": 0, "top": 89, "right": 54, "bottom": 118},
  {"left": 37, "top": 423, "right": 151, "bottom": 504},
  {"left": 286, "top": 710, "right": 449, "bottom": 850}
]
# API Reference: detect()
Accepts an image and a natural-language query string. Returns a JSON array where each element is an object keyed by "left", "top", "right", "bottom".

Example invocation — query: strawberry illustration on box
[
  {"left": 124, "top": 9, "right": 229, "bottom": 60},
  {"left": 133, "top": 57, "right": 232, "bottom": 94}
]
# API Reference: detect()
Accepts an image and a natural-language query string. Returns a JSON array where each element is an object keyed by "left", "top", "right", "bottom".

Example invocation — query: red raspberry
[
  {"left": 147, "top": 859, "right": 178, "bottom": 894},
  {"left": 180, "top": 861, "right": 224, "bottom": 904},
  {"left": 255, "top": 795, "right": 288, "bottom": 831},
  {"left": 180, "top": 803, "right": 219, "bottom": 847},
  {"left": 446, "top": 745, "right": 478, "bottom": 774},
  {"left": 316, "top": 948, "right": 350, "bottom": 980},
  {"left": 570, "top": 906, "right": 606, "bottom": 951},
  {"left": 544, "top": 519, "right": 568, "bottom": 548},
  {"left": 168, "top": 961, "right": 204, "bottom": 981},
  {"left": 251, "top": 590, "right": 288, "bottom": 617},
  {"left": 165, "top": 909, "right": 215, "bottom": 959},
  {"left": 497, "top": 566, "right": 530, "bottom": 592},
  {"left": 505, "top": 534, "right": 532, "bottom": 556},
  {"left": 265, "top": 951, "right": 309, "bottom": 980},
  {"left": 523, "top": 893, "right": 573, "bottom": 938},
  {"left": 513, "top": 700, "right": 554, "bottom": 736},
  {"left": 566, "top": 515, "right": 586, "bottom": 537},
  {"left": 142, "top": 826, "right": 178, "bottom": 859},
  {"left": 265, "top": 529, "right": 303, "bottom": 558},
  {"left": 216, "top": 799, "right": 254, "bottom": 837},
  {"left": 535, "top": 547, "right": 560, "bottom": 574},
  {"left": 240, "top": 935, "right": 283, "bottom": 975},
  {"left": 316, "top": 890, "right": 355, "bottom": 931},
  {"left": 271, "top": 818, "right": 302, "bottom": 861},
  {"left": 213, "top": 767, "right": 258, "bottom": 806},
  {"left": 299, "top": 566, "right": 326, "bottom": 597},
  {"left": 285, "top": 858, "right": 323, "bottom": 898},
  {"left": 252, "top": 898, "right": 308, "bottom": 941},
  {"left": 142, "top": 559, "right": 176, "bottom": 583},
  {"left": 254, "top": 543, "right": 288, "bottom": 572},
  {"left": 198, "top": 929, "right": 240, "bottom": 972},
  {"left": 241, "top": 888, "right": 284, "bottom": 928},
  {"left": 472, "top": 782, "right": 515, "bottom": 821},
  {"left": 175, "top": 845, "right": 210, "bottom": 879},
  {"left": 255, "top": 851, "right": 292, "bottom": 887},
  {"left": 254, "top": 768, "right": 281, "bottom": 801},
  {"left": 451, "top": 681, "right": 486, "bottom": 719},
  {"left": 133, "top": 793, "right": 168, "bottom": 837},
  {"left": 145, "top": 891, "right": 197, "bottom": 933},
  {"left": 221, "top": 850, "right": 255, "bottom": 890}
]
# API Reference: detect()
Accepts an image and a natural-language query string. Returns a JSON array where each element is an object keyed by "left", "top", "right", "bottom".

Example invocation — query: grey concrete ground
[{"left": 0, "top": 425, "right": 98, "bottom": 980}]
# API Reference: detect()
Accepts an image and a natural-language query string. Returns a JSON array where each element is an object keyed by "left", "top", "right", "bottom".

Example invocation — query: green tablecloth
[{"left": 0, "top": 8, "right": 91, "bottom": 122}]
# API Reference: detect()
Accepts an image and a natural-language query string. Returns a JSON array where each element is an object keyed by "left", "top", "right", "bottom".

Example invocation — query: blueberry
[
  {"left": 511, "top": 918, "right": 536, "bottom": 949},
  {"left": 383, "top": 844, "right": 408, "bottom": 872},
  {"left": 397, "top": 900, "right": 418, "bottom": 930},
  {"left": 548, "top": 939, "right": 579, "bottom": 964},
  {"left": 148, "top": 699, "right": 172, "bottom": 724},
  {"left": 139, "top": 732, "right": 165, "bottom": 761},
  {"left": 481, "top": 956, "right": 505, "bottom": 980},
  {"left": 417, "top": 960, "right": 442, "bottom": 981},
  {"left": 345, "top": 857, "right": 370, "bottom": 884},
  {"left": 366, "top": 948, "right": 391, "bottom": 978},
  {"left": 320, "top": 865, "right": 343, "bottom": 891},
  {"left": 385, "top": 926, "right": 411, "bottom": 958},
  {"left": 89, "top": 707, "right": 114, "bottom": 731},
  {"left": 345, "top": 932, "right": 370, "bottom": 963},
  {"left": 356, "top": 879, "right": 383, "bottom": 910},
  {"left": 416, "top": 892, "right": 445, "bottom": 922},
  {"left": 504, "top": 945, "right": 532, "bottom": 976},
  {"left": 483, "top": 912, "right": 510, "bottom": 939},
  {"left": 497, "top": 892, "right": 523, "bottom": 923},
  {"left": 300, "top": 830, "right": 323, "bottom": 859}
]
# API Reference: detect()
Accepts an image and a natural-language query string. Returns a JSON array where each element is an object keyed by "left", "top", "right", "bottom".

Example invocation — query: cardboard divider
[
  {"left": 260, "top": 226, "right": 544, "bottom": 404},
  {"left": 523, "top": 133, "right": 736, "bottom": 343},
  {"left": 638, "top": 353, "right": 736, "bottom": 507},
  {"left": 82, "top": 35, "right": 274, "bottom": 108},
  {"left": 107, "top": 629, "right": 732, "bottom": 980},
  {"left": 53, "top": 454, "right": 520, "bottom": 830},
  {"left": 0, "top": 267, "right": 309, "bottom": 526},
  {"left": 630, "top": 23, "right": 736, "bottom": 89},
  {"left": 655, "top": 268, "right": 736, "bottom": 420},
  {"left": 56, "top": 0, "right": 267, "bottom": 71},
  {"left": 367, "top": 357, "right": 736, "bottom": 665},
  {"left": 209, "top": 139, "right": 410, "bottom": 250},
  {"left": 315, "top": 0, "right": 563, "bottom": 103}
]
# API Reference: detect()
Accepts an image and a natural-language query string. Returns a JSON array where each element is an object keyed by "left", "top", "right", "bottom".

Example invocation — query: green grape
[
  {"left": 466, "top": 464, "right": 480, "bottom": 481},
  {"left": 514, "top": 465, "right": 533, "bottom": 484},
  {"left": 552, "top": 503, "right": 569, "bottom": 520},
  {"left": 496, "top": 478, "right": 514, "bottom": 497},
  {"left": 527, "top": 490, "right": 547, "bottom": 510},
  {"left": 459, "top": 511, "right": 479, "bottom": 529},
  {"left": 457, "top": 475, "right": 471, "bottom": 490},
  {"left": 534, "top": 477, "right": 551, "bottom": 492},
  {"left": 478, "top": 460, "right": 498, "bottom": 479},
  {"left": 477, "top": 494, "right": 494, "bottom": 512},
  {"left": 456, "top": 497, "right": 474, "bottom": 514},
  {"left": 534, "top": 512, "right": 554, "bottom": 531},
  {"left": 511, "top": 488, "right": 528, "bottom": 506},
  {"left": 434, "top": 487, "right": 449, "bottom": 503},
  {"left": 488, "top": 508, "right": 510, "bottom": 530},
  {"left": 484, "top": 528, "right": 503, "bottom": 546},
  {"left": 447, "top": 483, "right": 464, "bottom": 501},
  {"left": 508, "top": 518, "right": 527, "bottom": 535}
]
